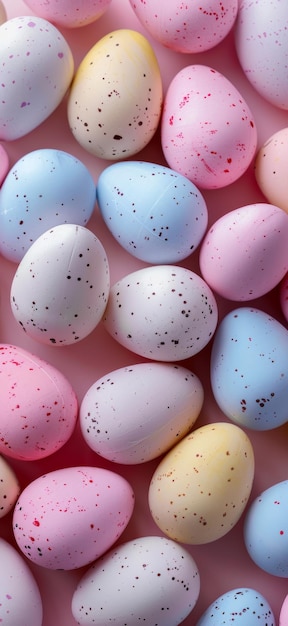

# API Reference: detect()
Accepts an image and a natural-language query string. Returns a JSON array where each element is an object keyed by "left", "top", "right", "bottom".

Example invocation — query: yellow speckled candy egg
[
  {"left": 67, "top": 29, "right": 163, "bottom": 159},
  {"left": 255, "top": 127, "right": 288, "bottom": 213},
  {"left": 148, "top": 422, "right": 254, "bottom": 545}
]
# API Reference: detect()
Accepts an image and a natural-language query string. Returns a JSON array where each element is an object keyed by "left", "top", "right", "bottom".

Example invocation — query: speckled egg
[
  {"left": 80, "top": 362, "right": 204, "bottom": 464},
  {"left": 23, "top": 0, "right": 112, "bottom": 28},
  {"left": 280, "top": 594, "right": 288, "bottom": 625},
  {"left": 129, "top": 0, "right": 238, "bottom": 53},
  {"left": 67, "top": 29, "right": 163, "bottom": 159},
  {"left": 196, "top": 588, "right": 275, "bottom": 626},
  {"left": 234, "top": 0, "right": 288, "bottom": 109},
  {"left": 0, "top": 16, "right": 74, "bottom": 141},
  {"left": 244, "top": 480, "right": 288, "bottom": 577},
  {"left": 102, "top": 265, "right": 218, "bottom": 362},
  {"left": 148, "top": 421, "right": 255, "bottom": 545},
  {"left": 13, "top": 466, "right": 135, "bottom": 570},
  {"left": 0, "top": 1, "right": 6, "bottom": 25},
  {"left": 96, "top": 161, "right": 208, "bottom": 263},
  {"left": 10, "top": 224, "right": 110, "bottom": 346},
  {"left": 0, "top": 149, "right": 96, "bottom": 263},
  {"left": 161, "top": 64, "right": 257, "bottom": 189},
  {"left": 0, "top": 455, "right": 20, "bottom": 517},
  {"left": 0, "top": 143, "right": 9, "bottom": 186},
  {"left": 0, "top": 538, "right": 43, "bottom": 626},
  {"left": 280, "top": 272, "right": 288, "bottom": 322},
  {"left": 72, "top": 535, "right": 200, "bottom": 626},
  {"left": 199, "top": 203, "right": 288, "bottom": 301},
  {"left": 210, "top": 307, "right": 288, "bottom": 430},
  {"left": 255, "top": 128, "right": 288, "bottom": 213}
]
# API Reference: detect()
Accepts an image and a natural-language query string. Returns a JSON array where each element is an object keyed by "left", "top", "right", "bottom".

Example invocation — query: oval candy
[
  {"left": 196, "top": 588, "right": 275, "bottom": 626},
  {"left": 23, "top": 0, "right": 112, "bottom": 28},
  {"left": 0, "top": 455, "right": 20, "bottom": 517},
  {"left": 255, "top": 128, "right": 288, "bottom": 213}
]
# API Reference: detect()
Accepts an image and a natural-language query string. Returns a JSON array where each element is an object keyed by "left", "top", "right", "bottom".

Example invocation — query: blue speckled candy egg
[
  {"left": 244, "top": 480, "right": 288, "bottom": 577},
  {"left": 0, "top": 149, "right": 96, "bottom": 263},
  {"left": 196, "top": 588, "right": 275, "bottom": 626},
  {"left": 210, "top": 307, "right": 288, "bottom": 430},
  {"left": 96, "top": 161, "right": 208, "bottom": 264}
]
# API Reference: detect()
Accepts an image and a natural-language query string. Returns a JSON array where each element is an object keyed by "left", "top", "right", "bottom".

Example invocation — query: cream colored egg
[
  {"left": 0, "top": 455, "right": 20, "bottom": 518},
  {"left": 0, "top": 1, "right": 6, "bottom": 25},
  {"left": 255, "top": 127, "right": 288, "bottom": 213},
  {"left": 148, "top": 421, "right": 254, "bottom": 545},
  {"left": 67, "top": 29, "right": 163, "bottom": 159}
]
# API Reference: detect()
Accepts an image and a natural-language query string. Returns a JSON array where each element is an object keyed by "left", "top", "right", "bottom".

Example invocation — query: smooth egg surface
[
  {"left": 196, "top": 588, "right": 275, "bottom": 626},
  {"left": 0, "top": 143, "right": 9, "bottom": 185},
  {"left": 255, "top": 128, "right": 288, "bottom": 213},
  {"left": 0, "top": 455, "right": 20, "bottom": 518},
  {"left": 280, "top": 594, "right": 288, "bottom": 626},
  {"left": 22, "top": 0, "right": 112, "bottom": 28},
  {"left": 0, "top": 0, "right": 6, "bottom": 24}
]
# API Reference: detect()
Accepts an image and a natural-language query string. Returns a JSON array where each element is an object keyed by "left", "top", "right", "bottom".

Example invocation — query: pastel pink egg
[
  {"left": 0, "top": 144, "right": 9, "bottom": 185},
  {"left": 280, "top": 594, "right": 288, "bottom": 626},
  {"left": 161, "top": 64, "right": 257, "bottom": 189},
  {"left": 23, "top": 0, "right": 112, "bottom": 28},
  {"left": 199, "top": 203, "right": 288, "bottom": 301}
]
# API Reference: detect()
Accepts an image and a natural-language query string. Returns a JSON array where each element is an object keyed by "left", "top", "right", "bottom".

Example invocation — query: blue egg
[
  {"left": 244, "top": 480, "right": 288, "bottom": 577},
  {"left": 0, "top": 149, "right": 96, "bottom": 263},
  {"left": 210, "top": 307, "right": 288, "bottom": 430},
  {"left": 196, "top": 588, "right": 275, "bottom": 625},
  {"left": 96, "top": 161, "right": 208, "bottom": 263}
]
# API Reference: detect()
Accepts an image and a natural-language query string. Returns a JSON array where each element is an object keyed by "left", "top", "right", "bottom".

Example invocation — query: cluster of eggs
[{"left": 1, "top": 0, "right": 288, "bottom": 624}]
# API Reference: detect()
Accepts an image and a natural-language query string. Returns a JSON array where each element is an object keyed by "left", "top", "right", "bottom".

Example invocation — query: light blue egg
[
  {"left": 0, "top": 149, "right": 96, "bottom": 263},
  {"left": 210, "top": 307, "right": 288, "bottom": 430},
  {"left": 96, "top": 161, "right": 208, "bottom": 263},
  {"left": 196, "top": 588, "right": 275, "bottom": 626},
  {"left": 244, "top": 480, "right": 288, "bottom": 577}
]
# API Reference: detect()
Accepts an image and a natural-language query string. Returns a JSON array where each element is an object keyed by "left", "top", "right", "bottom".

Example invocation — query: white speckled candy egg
[
  {"left": 23, "top": 0, "right": 112, "bottom": 28},
  {"left": 10, "top": 224, "right": 110, "bottom": 346},
  {"left": 0, "top": 16, "right": 74, "bottom": 141},
  {"left": 196, "top": 588, "right": 275, "bottom": 626},
  {"left": 13, "top": 466, "right": 135, "bottom": 570},
  {"left": 102, "top": 265, "right": 218, "bottom": 362},
  {"left": 148, "top": 421, "right": 254, "bottom": 545},
  {"left": 0, "top": 344, "right": 78, "bottom": 461},
  {"left": 244, "top": 480, "right": 288, "bottom": 577},
  {"left": 161, "top": 64, "right": 257, "bottom": 189},
  {"left": 129, "top": 0, "right": 238, "bottom": 53},
  {"left": 234, "top": 0, "right": 288, "bottom": 110},
  {"left": 72, "top": 535, "right": 200, "bottom": 626},
  {"left": 0, "top": 455, "right": 20, "bottom": 517},
  {"left": 80, "top": 362, "right": 204, "bottom": 464},
  {"left": 0, "top": 149, "right": 96, "bottom": 263},
  {"left": 210, "top": 307, "right": 288, "bottom": 430},
  {"left": 199, "top": 203, "right": 288, "bottom": 301},
  {"left": 255, "top": 128, "right": 288, "bottom": 213},
  {"left": 67, "top": 29, "right": 163, "bottom": 159},
  {"left": 96, "top": 161, "right": 208, "bottom": 264},
  {"left": 0, "top": 538, "right": 43, "bottom": 626}
]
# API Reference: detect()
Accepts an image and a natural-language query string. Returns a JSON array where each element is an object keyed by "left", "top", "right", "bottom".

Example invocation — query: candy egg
[
  {"left": 13, "top": 466, "right": 135, "bottom": 570},
  {"left": 0, "top": 1, "right": 6, "bottom": 25},
  {"left": 129, "top": 0, "right": 238, "bottom": 54},
  {"left": 255, "top": 128, "right": 288, "bottom": 213},
  {"left": 0, "top": 143, "right": 9, "bottom": 186},
  {"left": 67, "top": 29, "right": 163, "bottom": 159},
  {"left": 96, "top": 161, "right": 208, "bottom": 263},
  {"left": 161, "top": 64, "right": 257, "bottom": 189},
  {"left": 0, "top": 343, "right": 78, "bottom": 461},
  {"left": 0, "top": 16, "right": 74, "bottom": 141},
  {"left": 10, "top": 224, "right": 110, "bottom": 346},
  {"left": 0, "top": 538, "right": 43, "bottom": 626},
  {"left": 280, "top": 594, "right": 288, "bottom": 626},
  {"left": 244, "top": 479, "right": 288, "bottom": 577},
  {"left": 0, "top": 455, "right": 20, "bottom": 517},
  {"left": 102, "top": 265, "right": 218, "bottom": 362},
  {"left": 22, "top": 0, "right": 112, "bottom": 28},
  {"left": 280, "top": 272, "right": 288, "bottom": 322},
  {"left": 72, "top": 535, "right": 200, "bottom": 626},
  {"left": 148, "top": 421, "right": 254, "bottom": 545},
  {"left": 234, "top": 0, "right": 288, "bottom": 110},
  {"left": 196, "top": 588, "right": 275, "bottom": 626},
  {"left": 210, "top": 307, "right": 288, "bottom": 430},
  {"left": 199, "top": 203, "right": 288, "bottom": 301},
  {"left": 0, "top": 149, "right": 96, "bottom": 263},
  {"left": 80, "top": 362, "right": 204, "bottom": 464}
]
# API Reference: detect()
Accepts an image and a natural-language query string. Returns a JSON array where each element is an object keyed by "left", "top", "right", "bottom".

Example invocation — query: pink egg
[
  {"left": 161, "top": 64, "right": 257, "bottom": 189},
  {"left": 199, "top": 203, "right": 288, "bottom": 301},
  {"left": 280, "top": 273, "right": 288, "bottom": 323},
  {"left": 280, "top": 594, "right": 288, "bottom": 626},
  {"left": 0, "top": 144, "right": 8, "bottom": 185},
  {"left": 23, "top": 0, "right": 112, "bottom": 28},
  {"left": 13, "top": 466, "right": 135, "bottom": 570}
]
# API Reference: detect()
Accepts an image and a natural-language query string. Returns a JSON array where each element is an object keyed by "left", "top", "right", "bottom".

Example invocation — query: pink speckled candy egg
[
  {"left": 199, "top": 203, "right": 288, "bottom": 301},
  {"left": 0, "top": 455, "right": 20, "bottom": 518},
  {"left": 280, "top": 594, "right": 288, "bottom": 626},
  {"left": 129, "top": 0, "right": 238, "bottom": 53},
  {"left": 255, "top": 128, "right": 288, "bottom": 213},
  {"left": 161, "top": 64, "right": 257, "bottom": 189},
  {"left": 23, "top": 0, "right": 112, "bottom": 28},
  {"left": 13, "top": 466, "right": 135, "bottom": 570},
  {"left": 0, "top": 16, "right": 74, "bottom": 141},
  {"left": 0, "top": 143, "right": 9, "bottom": 185},
  {"left": 0, "top": 344, "right": 78, "bottom": 461}
]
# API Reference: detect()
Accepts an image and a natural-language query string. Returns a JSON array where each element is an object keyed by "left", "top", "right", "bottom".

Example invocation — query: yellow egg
[
  {"left": 148, "top": 422, "right": 254, "bottom": 545},
  {"left": 67, "top": 29, "right": 163, "bottom": 159}
]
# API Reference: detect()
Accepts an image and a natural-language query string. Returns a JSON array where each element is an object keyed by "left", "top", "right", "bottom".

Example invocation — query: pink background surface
[{"left": 1, "top": 0, "right": 288, "bottom": 623}]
